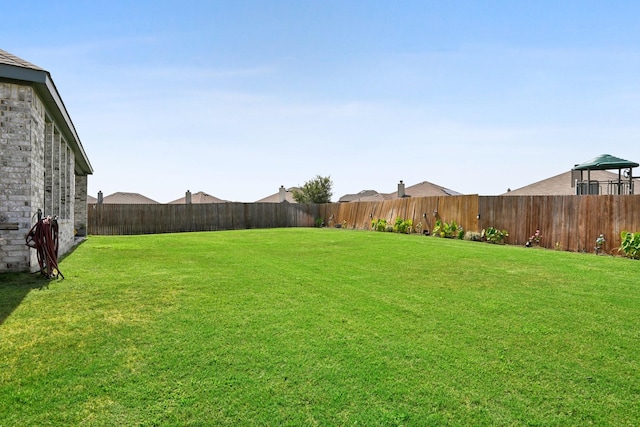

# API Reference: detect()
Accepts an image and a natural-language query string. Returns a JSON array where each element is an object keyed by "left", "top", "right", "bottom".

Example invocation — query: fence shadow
[{"left": 0, "top": 273, "right": 50, "bottom": 326}]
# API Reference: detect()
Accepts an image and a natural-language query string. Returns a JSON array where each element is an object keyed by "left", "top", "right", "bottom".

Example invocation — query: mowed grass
[{"left": 1, "top": 228, "right": 639, "bottom": 426}]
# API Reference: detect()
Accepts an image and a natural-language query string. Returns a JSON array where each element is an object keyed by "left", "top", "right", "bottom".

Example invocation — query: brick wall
[
  {"left": 0, "top": 81, "right": 80, "bottom": 272},
  {"left": 74, "top": 175, "right": 88, "bottom": 236}
]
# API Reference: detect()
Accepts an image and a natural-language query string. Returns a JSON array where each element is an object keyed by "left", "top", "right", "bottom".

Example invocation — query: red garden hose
[{"left": 25, "top": 213, "right": 64, "bottom": 279}]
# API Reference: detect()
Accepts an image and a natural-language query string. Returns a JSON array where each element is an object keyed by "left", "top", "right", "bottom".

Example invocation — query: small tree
[{"left": 293, "top": 175, "right": 333, "bottom": 203}]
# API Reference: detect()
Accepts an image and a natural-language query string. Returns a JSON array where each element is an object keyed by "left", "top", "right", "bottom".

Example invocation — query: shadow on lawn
[{"left": 0, "top": 273, "right": 51, "bottom": 326}]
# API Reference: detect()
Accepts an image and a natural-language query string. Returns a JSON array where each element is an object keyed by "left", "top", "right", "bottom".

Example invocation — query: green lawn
[{"left": 1, "top": 228, "right": 639, "bottom": 426}]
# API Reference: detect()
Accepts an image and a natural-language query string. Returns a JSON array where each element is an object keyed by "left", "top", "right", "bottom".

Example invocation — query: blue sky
[{"left": 4, "top": 1, "right": 640, "bottom": 202}]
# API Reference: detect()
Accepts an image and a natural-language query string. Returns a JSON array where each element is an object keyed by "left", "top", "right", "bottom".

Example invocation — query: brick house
[{"left": 0, "top": 48, "right": 93, "bottom": 272}]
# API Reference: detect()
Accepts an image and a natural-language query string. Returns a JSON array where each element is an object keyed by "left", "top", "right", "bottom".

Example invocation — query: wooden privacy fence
[
  {"left": 317, "top": 195, "right": 480, "bottom": 237},
  {"left": 479, "top": 195, "right": 640, "bottom": 253},
  {"left": 87, "top": 203, "right": 320, "bottom": 235},
  {"left": 88, "top": 195, "right": 640, "bottom": 254}
]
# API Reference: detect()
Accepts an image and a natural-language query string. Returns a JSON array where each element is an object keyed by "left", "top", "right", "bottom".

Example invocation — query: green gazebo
[{"left": 572, "top": 154, "right": 639, "bottom": 195}]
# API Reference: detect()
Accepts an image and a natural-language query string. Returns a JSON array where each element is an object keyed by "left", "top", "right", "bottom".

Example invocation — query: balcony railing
[{"left": 576, "top": 180, "right": 634, "bottom": 195}]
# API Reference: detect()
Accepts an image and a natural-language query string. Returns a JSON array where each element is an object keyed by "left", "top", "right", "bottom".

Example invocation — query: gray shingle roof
[
  {"left": 255, "top": 187, "right": 300, "bottom": 203},
  {"left": 102, "top": 192, "right": 159, "bottom": 204},
  {"left": 338, "top": 190, "right": 382, "bottom": 202},
  {"left": 0, "top": 49, "right": 44, "bottom": 70},
  {"left": 397, "top": 181, "right": 462, "bottom": 198},
  {"left": 339, "top": 181, "right": 463, "bottom": 203},
  {"left": 168, "top": 191, "right": 227, "bottom": 204}
]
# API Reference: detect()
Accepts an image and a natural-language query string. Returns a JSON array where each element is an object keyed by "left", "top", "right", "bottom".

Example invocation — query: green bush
[
  {"left": 619, "top": 231, "right": 640, "bottom": 259},
  {"left": 371, "top": 218, "right": 413, "bottom": 234},
  {"left": 433, "top": 219, "right": 464, "bottom": 239},
  {"left": 371, "top": 218, "right": 387, "bottom": 232},
  {"left": 482, "top": 227, "right": 509, "bottom": 244},
  {"left": 393, "top": 217, "right": 413, "bottom": 234}
]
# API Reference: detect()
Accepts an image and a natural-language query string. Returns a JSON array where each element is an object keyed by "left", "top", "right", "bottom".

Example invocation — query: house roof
[
  {"left": 0, "top": 48, "right": 93, "bottom": 175},
  {"left": 502, "top": 170, "right": 635, "bottom": 196},
  {"left": 255, "top": 187, "right": 300, "bottom": 203},
  {"left": 0, "top": 49, "right": 44, "bottom": 71},
  {"left": 338, "top": 190, "right": 385, "bottom": 202},
  {"left": 395, "top": 181, "right": 463, "bottom": 198},
  {"left": 338, "top": 181, "right": 462, "bottom": 203},
  {"left": 102, "top": 192, "right": 159, "bottom": 204},
  {"left": 357, "top": 193, "right": 393, "bottom": 202},
  {"left": 168, "top": 191, "right": 227, "bottom": 204}
]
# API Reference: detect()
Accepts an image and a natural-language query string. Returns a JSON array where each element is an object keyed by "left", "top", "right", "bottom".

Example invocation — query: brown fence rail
[{"left": 88, "top": 195, "right": 640, "bottom": 254}]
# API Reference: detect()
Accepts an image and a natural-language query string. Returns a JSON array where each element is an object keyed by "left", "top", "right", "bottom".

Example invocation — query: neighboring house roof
[
  {"left": 357, "top": 193, "right": 393, "bottom": 202},
  {"left": 502, "top": 170, "right": 638, "bottom": 196},
  {"left": 338, "top": 190, "right": 386, "bottom": 202},
  {"left": 255, "top": 187, "right": 300, "bottom": 203},
  {"left": 0, "top": 48, "right": 93, "bottom": 175},
  {"left": 339, "top": 181, "right": 462, "bottom": 203},
  {"left": 102, "top": 192, "right": 159, "bottom": 204},
  {"left": 393, "top": 181, "right": 463, "bottom": 198},
  {"left": 87, "top": 195, "right": 98, "bottom": 204},
  {"left": 168, "top": 191, "right": 227, "bottom": 204}
]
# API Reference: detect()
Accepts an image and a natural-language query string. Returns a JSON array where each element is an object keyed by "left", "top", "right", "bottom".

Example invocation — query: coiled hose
[{"left": 25, "top": 214, "right": 64, "bottom": 279}]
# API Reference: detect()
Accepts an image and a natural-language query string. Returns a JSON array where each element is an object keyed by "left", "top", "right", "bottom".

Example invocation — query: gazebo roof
[{"left": 573, "top": 154, "right": 639, "bottom": 171}]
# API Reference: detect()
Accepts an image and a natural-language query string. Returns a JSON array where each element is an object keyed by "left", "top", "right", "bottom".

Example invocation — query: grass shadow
[{"left": 0, "top": 272, "right": 52, "bottom": 326}]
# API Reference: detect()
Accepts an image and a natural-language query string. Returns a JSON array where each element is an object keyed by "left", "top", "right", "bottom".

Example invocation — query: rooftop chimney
[
  {"left": 398, "top": 180, "right": 405, "bottom": 198},
  {"left": 278, "top": 185, "right": 287, "bottom": 203},
  {"left": 185, "top": 190, "right": 192, "bottom": 204}
]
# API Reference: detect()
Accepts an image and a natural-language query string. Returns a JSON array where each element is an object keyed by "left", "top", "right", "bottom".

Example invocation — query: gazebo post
[{"left": 618, "top": 169, "right": 622, "bottom": 195}]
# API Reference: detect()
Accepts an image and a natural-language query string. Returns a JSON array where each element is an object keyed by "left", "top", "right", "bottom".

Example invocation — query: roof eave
[{"left": 0, "top": 63, "right": 93, "bottom": 175}]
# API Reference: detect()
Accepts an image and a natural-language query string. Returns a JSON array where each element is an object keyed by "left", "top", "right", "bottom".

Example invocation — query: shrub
[
  {"left": 433, "top": 220, "right": 464, "bottom": 239},
  {"left": 371, "top": 218, "right": 413, "bottom": 234},
  {"left": 464, "top": 231, "right": 483, "bottom": 242},
  {"left": 619, "top": 231, "right": 640, "bottom": 259},
  {"left": 393, "top": 217, "right": 413, "bottom": 234},
  {"left": 371, "top": 218, "right": 387, "bottom": 232},
  {"left": 595, "top": 234, "right": 605, "bottom": 255},
  {"left": 482, "top": 227, "right": 508, "bottom": 244},
  {"left": 526, "top": 229, "right": 542, "bottom": 247}
]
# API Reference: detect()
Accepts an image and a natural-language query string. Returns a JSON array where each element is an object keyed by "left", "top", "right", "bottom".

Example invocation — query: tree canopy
[{"left": 292, "top": 175, "right": 333, "bottom": 204}]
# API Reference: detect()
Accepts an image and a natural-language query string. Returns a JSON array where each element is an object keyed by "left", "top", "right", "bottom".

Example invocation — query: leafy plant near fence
[
  {"left": 371, "top": 218, "right": 387, "bottom": 232},
  {"left": 482, "top": 227, "right": 509, "bottom": 244},
  {"left": 619, "top": 231, "right": 640, "bottom": 259},
  {"left": 393, "top": 217, "right": 413, "bottom": 234},
  {"left": 371, "top": 217, "right": 413, "bottom": 234},
  {"left": 433, "top": 219, "right": 464, "bottom": 239},
  {"left": 526, "top": 229, "right": 542, "bottom": 247}
]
